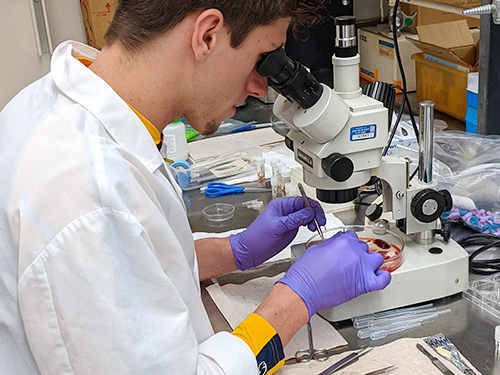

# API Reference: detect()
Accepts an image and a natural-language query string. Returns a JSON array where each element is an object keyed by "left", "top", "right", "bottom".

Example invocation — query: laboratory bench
[{"left": 184, "top": 183, "right": 500, "bottom": 375}]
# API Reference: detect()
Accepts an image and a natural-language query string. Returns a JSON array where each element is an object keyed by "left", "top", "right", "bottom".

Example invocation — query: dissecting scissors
[
  {"left": 204, "top": 182, "right": 270, "bottom": 197},
  {"left": 295, "top": 322, "right": 330, "bottom": 363}
]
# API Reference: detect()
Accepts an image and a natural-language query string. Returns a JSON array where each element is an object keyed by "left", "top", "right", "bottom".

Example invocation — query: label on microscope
[{"left": 350, "top": 124, "right": 377, "bottom": 141}]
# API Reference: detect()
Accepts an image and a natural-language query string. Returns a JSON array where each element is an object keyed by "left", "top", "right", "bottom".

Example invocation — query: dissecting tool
[
  {"left": 316, "top": 347, "right": 373, "bottom": 375},
  {"left": 417, "top": 343, "right": 454, "bottom": 375},
  {"left": 363, "top": 364, "right": 398, "bottom": 375},
  {"left": 297, "top": 183, "right": 324, "bottom": 240},
  {"left": 203, "top": 183, "right": 270, "bottom": 197},
  {"left": 294, "top": 320, "right": 329, "bottom": 363}
]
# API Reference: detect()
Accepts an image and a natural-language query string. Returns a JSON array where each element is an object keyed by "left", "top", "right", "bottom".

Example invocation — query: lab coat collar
[{"left": 50, "top": 41, "right": 164, "bottom": 174}]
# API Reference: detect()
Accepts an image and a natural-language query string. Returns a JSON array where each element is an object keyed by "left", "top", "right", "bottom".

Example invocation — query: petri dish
[
  {"left": 306, "top": 225, "right": 405, "bottom": 272},
  {"left": 203, "top": 203, "right": 235, "bottom": 222}
]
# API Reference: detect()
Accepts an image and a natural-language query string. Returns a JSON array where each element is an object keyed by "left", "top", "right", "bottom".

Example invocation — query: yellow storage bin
[{"left": 412, "top": 52, "right": 468, "bottom": 121}]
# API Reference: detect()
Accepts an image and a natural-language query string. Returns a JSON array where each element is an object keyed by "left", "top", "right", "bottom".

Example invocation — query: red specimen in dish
[{"left": 360, "top": 237, "right": 403, "bottom": 272}]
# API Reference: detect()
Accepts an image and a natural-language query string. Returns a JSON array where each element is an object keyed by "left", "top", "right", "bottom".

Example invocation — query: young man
[{"left": 0, "top": 1, "right": 391, "bottom": 374}]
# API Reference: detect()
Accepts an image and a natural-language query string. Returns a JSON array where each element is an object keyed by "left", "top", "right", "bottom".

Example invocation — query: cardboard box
[
  {"left": 390, "top": 0, "right": 480, "bottom": 8},
  {"left": 358, "top": 25, "right": 421, "bottom": 92},
  {"left": 399, "top": 3, "right": 480, "bottom": 28},
  {"left": 408, "top": 20, "right": 478, "bottom": 70},
  {"left": 417, "top": 0, "right": 480, "bottom": 8},
  {"left": 80, "top": 0, "right": 117, "bottom": 50},
  {"left": 409, "top": 20, "right": 479, "bottom": 121}
]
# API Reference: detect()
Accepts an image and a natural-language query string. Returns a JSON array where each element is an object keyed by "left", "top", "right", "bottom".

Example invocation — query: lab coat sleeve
[
  {"left": 17, "top": 208, "right": 257, "bottom": 375},
  {"left": 198, "top": 332, "right": 258, "bottom": 374}
]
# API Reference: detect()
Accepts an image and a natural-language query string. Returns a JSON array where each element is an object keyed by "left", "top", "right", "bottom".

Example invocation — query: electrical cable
[
  {"left": 391, "top": 0, "right": 420, "bottom": 179},
  {"left": 382, "top": 84, "right": 408, "bottom": 156},
  {"left": 457, "top": 233, "right": 500, "bottom": 275}
]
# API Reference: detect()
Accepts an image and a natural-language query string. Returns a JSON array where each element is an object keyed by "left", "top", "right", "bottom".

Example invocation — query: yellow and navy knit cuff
[{"left": 231, "top": 313, "right": 285, "bottom": 375}]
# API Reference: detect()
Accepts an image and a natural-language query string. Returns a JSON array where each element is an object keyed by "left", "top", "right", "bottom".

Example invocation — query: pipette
[
  {"left": 370, "top": 321, "right": 423, "bottom": 341},
  {"left": 366, "top": 308, "right": 450, "bottom": 328},
  {"left": 357, "top": 309, "right": 450, "bottom": 339},
  {"left": 297, "top": 183, "right": 324, "bottom": 240},
  {"left": 352, "top": 303, "right": 434, "bottom": 328}
]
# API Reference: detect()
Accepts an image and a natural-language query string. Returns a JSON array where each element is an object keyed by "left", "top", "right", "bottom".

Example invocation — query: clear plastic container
[
  {"left": 306, "top": 225, "right": 405, "bottom": 272},
  {"left": 170, "top": 139, "right": 262, "bottom": 191},
  {"left": 202, "top": 203, "right": 235, "bottom": 222},
  {"left": 463, "top": 273, "right": 500, "bottom": 320}
]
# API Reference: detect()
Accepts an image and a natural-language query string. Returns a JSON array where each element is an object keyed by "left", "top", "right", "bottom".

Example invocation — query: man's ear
[{"left": 192, "top": 9, "right": 225, "bottom": 61}]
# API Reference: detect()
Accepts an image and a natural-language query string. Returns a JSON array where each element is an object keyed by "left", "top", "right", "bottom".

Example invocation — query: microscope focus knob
[
  {"left": 410, "top": 189, "right": 446, "bottom": 223},
  {"left": 436, "top": 219, "right": 451, "bottom": 242},
  {"left": 439, "top": 189, "right": 453, "bottom": 212},
  {"left": 321, "top": 153, "right": 354, "bottom": 182}
]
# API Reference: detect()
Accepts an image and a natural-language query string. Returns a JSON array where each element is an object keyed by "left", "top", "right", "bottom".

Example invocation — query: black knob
[
  {"left": 436, "top": 219, "right": 451, "bottom": 242},
  {"left": 365, "top": 203, "right": 383, "bottom": 222},
  {"left": 410, "top": 189, "right": 446, "bottom": 223},
  {"left": 321, "top": 153, "right": 354, "bottom": 182},
  {"left": 439, "top": 189, "right": 453, "bottom": 212}
]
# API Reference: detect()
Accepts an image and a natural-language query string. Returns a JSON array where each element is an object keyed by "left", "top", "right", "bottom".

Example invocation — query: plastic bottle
[
  {"left": 162, "top": 119, "right": 189, "bottom": 161},
  {"left": 255, "top": 156, "right": 266, "bottom": 187},
  {"left": 280, "top": 168, "right": 291, "bottom": 196}
]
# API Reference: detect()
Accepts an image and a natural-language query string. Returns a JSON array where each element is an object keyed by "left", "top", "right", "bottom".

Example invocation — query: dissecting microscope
[{"left": 257, "top": 16, "right": 469, "bottom": 321}]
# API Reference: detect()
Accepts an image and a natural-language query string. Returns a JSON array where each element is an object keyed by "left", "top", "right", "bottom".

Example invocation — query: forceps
[
  {"left": 363, "top": 365, "right": 398, "bottom": 375},
  {"left": 295, "top": 321, "right": 330, "bottom": 363}
]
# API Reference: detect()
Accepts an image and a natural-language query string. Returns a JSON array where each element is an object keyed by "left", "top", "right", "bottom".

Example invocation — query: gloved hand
[
  {"left": 230, "top": 196, "right": 326, "bottom": 270},
  {"left": 277, "top": 231, "right": 391, "bottom": 319}
]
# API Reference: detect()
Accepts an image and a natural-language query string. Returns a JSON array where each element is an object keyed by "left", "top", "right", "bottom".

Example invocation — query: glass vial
[
  {"left": 280, "top": 168, "right": 291, "bottom": 196},
  {"left": 255, "top": 156, "right": 266, "bottom": 187},
  {"left": 271, "top": 176, "right": 278, "bottom": 199}
]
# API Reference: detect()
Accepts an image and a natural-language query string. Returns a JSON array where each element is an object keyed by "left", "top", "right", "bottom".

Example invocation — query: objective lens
[{"left": 256, "top": 47, "right": 323, "bottom": 109}]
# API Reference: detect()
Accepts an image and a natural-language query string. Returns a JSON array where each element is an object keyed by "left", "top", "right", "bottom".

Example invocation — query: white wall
[{"left": 0, "top": 0, "right": 86, "bottom": 110}]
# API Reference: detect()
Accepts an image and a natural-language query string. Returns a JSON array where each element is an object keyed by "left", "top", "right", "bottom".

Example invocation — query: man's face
[{"left": 184, "top": 18, "right": 290, "bottom": 135}]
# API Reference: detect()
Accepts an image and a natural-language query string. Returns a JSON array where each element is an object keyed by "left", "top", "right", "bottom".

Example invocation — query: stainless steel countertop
[{"left": 184, "top": 184, "right": 500, "bottom": 375}]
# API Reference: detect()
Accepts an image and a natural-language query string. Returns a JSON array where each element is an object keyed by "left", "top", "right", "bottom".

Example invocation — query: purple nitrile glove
[
  {"left": 229, "top": 196, "right": 326, "bottom": 271},
  {"left": 277, "top": 231, "right": 391, "bottom": 320}
]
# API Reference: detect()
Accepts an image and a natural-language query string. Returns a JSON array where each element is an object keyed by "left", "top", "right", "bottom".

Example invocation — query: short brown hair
[{"left": 105, "top": 0, "right": 326, "bottom": 53}]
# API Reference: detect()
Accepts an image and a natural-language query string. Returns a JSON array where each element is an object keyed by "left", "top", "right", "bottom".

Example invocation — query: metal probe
[{"left": 297, "top": 183, "right": 324, "bottom": 240}]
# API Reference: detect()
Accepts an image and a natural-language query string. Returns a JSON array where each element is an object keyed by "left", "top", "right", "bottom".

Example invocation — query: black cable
[
  {"left": 382, "top": 84, "right": 407, "bottom": 156},
  {"left": 391, "top": 0, "right": 420, "bottom": 176},
  {"left": 458, "top": 234, "right": 500, "bottom": 275}
]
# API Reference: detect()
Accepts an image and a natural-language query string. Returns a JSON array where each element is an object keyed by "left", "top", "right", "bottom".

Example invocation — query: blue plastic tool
[
  {"left": 230, "top": 123, "right": 272, "bottom": 133},
  {"left": 204, "top": 183, "right": 270, "bottom": 197}
]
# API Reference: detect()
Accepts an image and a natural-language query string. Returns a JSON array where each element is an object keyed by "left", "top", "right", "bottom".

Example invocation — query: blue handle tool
[
  {"left": 204, "top": 183, "right": 245, "bottom": 197},
  {"left": 204, "top": 183, "right": 270, "bottom": 197}
]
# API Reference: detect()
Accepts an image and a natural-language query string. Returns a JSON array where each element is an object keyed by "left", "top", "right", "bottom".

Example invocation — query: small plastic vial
[
  {"left": 285, "top": 182, "right": 296, "bottom": 197},
  {"left": 255, "top": 156, "right": 266, "bottom": 187},
  {"left": 271, "top": 176, "right": 278, "bottom": 199},
  {"left": 276, "top": 166, "right": 285, "bottom": 198},
  {"left": 496, "top": 325, "right": 500, "bottom": 356},
  {"left": 280, "top": 168, "right": 291, "bottom": 197},
  {"left": 270, "top": 159, "right": 280, "bottom": 178}
]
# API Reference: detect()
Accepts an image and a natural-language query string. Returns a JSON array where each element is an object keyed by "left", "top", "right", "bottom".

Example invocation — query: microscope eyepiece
[
  {"left": 335, "top": 16, "right": 357, "bottom": 58},
  {"left": 256, "top": 47, "right": 323, "bottom": 109}
]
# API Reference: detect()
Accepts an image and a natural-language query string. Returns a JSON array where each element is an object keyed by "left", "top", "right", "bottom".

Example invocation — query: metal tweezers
[{"left": 363, "top": 364, "right": 398, "bottom": 375}]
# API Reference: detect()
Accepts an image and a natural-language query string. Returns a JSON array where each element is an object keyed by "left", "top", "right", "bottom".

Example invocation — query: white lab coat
[{"left": 0, "top": 41, "right": 256, "bottom": 375}]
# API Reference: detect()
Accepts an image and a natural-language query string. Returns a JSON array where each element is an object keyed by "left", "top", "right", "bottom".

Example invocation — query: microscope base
[
  {"left": 292, "top": 228, "right": 469, "bottom": 322},
  {"left": 322, "top": 230, "right": 469, "bottom": 322}
]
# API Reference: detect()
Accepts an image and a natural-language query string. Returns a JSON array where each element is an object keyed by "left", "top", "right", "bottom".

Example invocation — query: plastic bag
[{"left": 390, "top": 127, "right": 500, "bottom": 213}]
